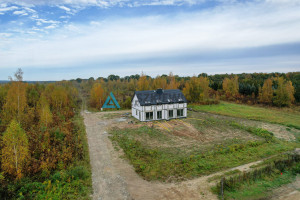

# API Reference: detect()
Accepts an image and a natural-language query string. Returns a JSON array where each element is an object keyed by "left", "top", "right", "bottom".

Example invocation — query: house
[{"left": 132, "top": 89, "right": 187, "bottom": 121}]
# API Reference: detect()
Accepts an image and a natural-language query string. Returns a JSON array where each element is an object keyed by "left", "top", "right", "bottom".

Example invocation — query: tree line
[{"left": 75, "top": 72, "right": 299, "bottom": 109}]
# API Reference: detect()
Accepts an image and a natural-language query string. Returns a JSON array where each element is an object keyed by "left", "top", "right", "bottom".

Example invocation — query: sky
[{"left": 0, "top": 0, "right": 300, "bottom": 81}]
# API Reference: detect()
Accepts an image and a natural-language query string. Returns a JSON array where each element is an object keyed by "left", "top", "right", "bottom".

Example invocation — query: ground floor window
[
  {"left": 177, "top": 109, "right": 184, "bottom": 117},
  {"left": 169, "top": 110, "right": 173, "bottom": 118},
  {"left": 146, "top": 112, "right": 153, "bottom": 120},
  {"left": 136, "top": 109, "right": 138, "bottom": 116},
  {"left": 157, "top": 111, "right": 162, "bottom": 119}
]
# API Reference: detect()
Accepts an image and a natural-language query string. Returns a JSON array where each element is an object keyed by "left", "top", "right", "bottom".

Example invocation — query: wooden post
[{"left": 221, "top": 178, "right": 224, "bottom": 200}]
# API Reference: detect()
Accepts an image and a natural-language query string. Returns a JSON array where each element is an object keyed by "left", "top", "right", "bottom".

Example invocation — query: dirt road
[{"left": 83, "top": 110, "right": 297, "bottom": 200}]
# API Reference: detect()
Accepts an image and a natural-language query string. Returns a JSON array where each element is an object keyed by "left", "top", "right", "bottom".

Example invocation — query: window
[
  {"left": 146, "top": 112, "right": 153, "bottom": 120},
  {"left": 136, "top": 109, "right": 138, "bottom": 116},
  {"left": 177, "top": 109, "right": 184, "bottom": 117},
  {"left": 157, "top": 111, "right": 162, "bottom": 119},
  {"left": 169, "top": 110, "right": 173, "bottom": 118}
]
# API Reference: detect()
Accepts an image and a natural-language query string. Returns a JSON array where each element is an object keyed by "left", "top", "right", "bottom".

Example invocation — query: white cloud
[
  {"left": 0, "top": 5, "right": 18, "bottom": 13},
  {"left": 58, "top": 5, "right": 71, "bottom": 11},
  {"left": 45, "top": 24, "right": 57, "bottom": 29},
  {"left": 13, "top": 10, "right": 28, "bottom": 16}
]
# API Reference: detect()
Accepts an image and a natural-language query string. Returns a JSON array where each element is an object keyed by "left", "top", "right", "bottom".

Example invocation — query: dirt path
[
  {"left": 83, "top": 110, "right": 287, "bottom": 200},
  {"left": 270, "top": 176, "right": 300, "bottom": 200},
  {"left": 83, "top": 111, "right": 131, "bottom": 200}
]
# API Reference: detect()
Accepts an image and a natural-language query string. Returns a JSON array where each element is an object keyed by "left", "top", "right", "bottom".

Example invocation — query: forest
[
  {"left": 0, "top": 69, "right": 91, "bottom": 199},
  {"left": 74, "top": 72, "right": 299, "bottom": 110}
]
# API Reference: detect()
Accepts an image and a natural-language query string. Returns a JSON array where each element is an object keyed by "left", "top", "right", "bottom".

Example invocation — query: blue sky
[{"left": 0, "top": 0, "right": 300, "bottom": 81}]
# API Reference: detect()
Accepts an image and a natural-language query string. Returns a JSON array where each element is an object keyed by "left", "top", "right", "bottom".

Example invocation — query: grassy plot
[
  {"left": 189, "top": 102, "right": 300, "bottom": 129},
  {"left": 109, "top": 124, "right": 298, "bottom": 181},
  {"left": 218, "top": 162, "right": 300, "bottom": 200}
]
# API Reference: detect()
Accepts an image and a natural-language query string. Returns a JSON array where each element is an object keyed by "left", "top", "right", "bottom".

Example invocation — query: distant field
[{"left": 189, "top": 102, "right": 300, "bottom": 129}]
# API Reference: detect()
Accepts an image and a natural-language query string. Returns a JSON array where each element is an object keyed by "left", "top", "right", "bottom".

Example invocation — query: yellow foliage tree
[
  {"left": 1, "top": 120, "right": 29, "bottom": 179},
  {"left": 183, "top": 76, "right": 210, "bottom": 103},
  {"left": 152, "top": 75, "right": 167, "bottom": 89},
  {"left": 273, "top": 77, "right": 295, "bottom": 107},
  {"left": 222, "top": 76, "right": 239, "bottom": 99},
  {"left": 166, "top": 72, "right": 179, "bottom": 89},
  {"left": 137, "top": 72, "right": 150, "bottom": 91},
  {"left": 90, "top": 83, "right": 105, "bottom": 109},
  {"left": 259, "top": 78, "right": 273, "bottom": 104},
  {"left": 2, "top": 69, "right": 27, "bottom": 124},
  {"left": 38, "top": 94, "right": 53, "bottom": 128}
]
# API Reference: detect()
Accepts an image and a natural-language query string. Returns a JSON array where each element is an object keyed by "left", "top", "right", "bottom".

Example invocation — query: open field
[
  {"left": 109, "top": 110, "right": 300, "bottom": 182},
  {"left": 83, "top": 106, "right": 300, "bottom": 200},
  {"left": 84, "top": 110, "right": 297, "bottom": 200},
  {"left": 189, "top": 102, "right": 300, "bottom": 129}
]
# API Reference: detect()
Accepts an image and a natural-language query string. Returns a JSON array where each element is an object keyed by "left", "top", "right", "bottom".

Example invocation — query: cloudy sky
[{"left": 0, "top": 0, "right": 300, "bottom": 80}]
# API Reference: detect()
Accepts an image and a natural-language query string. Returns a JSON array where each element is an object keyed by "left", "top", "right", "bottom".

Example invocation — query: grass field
[
  {"left": 189, "top": 102, "right": 300, "bottom": 129},
  {"left": 221, "top": 166, "right": 299, "bottom": 200},
  {"left": 109, "top": 108, "right": 300, "bottom": 181}
]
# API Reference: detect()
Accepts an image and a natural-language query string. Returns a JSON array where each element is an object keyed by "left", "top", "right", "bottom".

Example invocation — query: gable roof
[{"left": 134, "top": 89, "right": 187, "bottom": 106}]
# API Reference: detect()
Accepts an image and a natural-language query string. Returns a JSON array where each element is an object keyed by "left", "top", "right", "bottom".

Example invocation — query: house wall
[
  {"left": 132, "top": 95, "right": 187, "bottom": 122},
  {"left": 131, "top": 95, "right": 143, "bottom": 121}
]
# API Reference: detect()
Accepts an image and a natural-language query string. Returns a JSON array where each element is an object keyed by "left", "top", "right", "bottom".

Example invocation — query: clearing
[
  {"left": 189, "top": 102, "right": 300, "bottom": 129},
  {"left": 83, "top": 107, "right": 300, "bottom": 200}
]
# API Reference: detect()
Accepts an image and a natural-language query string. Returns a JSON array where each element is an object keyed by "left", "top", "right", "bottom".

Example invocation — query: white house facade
[{"left": 131, "top": 89, "right": 187, "bottom": 121}]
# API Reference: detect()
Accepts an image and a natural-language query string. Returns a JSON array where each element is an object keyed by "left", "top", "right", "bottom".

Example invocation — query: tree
[
  {"left": 152, "top": 75, "right": 167, "bottom": 89},
  {"left": 259, "top": 78, "right": 273, "bottom": 104},
  {"left": 166, "top": 72, "right": 179, "bottom": 89},
  {"left": 183, "top": 76, "right": 210, "bottom": 102},
  {"left": 90, "top": 83, "right": 105, "bottom": 109},
  {"left": 222, "top": 76, "right": 239, "bottom": 99},
  {"left": 38, "top": 94, "right": 53, "bottom": 128},
  {"left": 137, "top": 72, "right": 150, "bottom": 91},
  {"left": 273, "top": 77, "right": 295, "bottom": 107},
  {"left": 1, "top": 120, "right": 29, "bottom": 179},
  {"left": 2, "top": 69, "right": 27, "bottom": 124}
]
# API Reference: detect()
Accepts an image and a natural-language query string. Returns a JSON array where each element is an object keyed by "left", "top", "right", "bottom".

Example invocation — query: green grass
[
  {"left": 109, "top": 126, "right": 298, "bottom": 181},
  {"left": 189, "top": 102, "right": 300, "bottom": 129},
  {"left": 222, "top": 170, "right": 298, "bottom": 200}
]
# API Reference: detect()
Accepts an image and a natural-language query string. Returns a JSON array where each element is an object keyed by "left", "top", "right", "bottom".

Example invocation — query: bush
[{"left": 67, "top": 166, "right": 89, "bottom": 180}]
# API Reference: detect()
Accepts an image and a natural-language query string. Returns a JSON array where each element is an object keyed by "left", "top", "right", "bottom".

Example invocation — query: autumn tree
[
  {"left": 90, "top": 83, "right": 105, "bottom": 109},
  {"left": 259, "top": 78, "right": 273, "bottom": 104},
  {"left": 137, "top": 72, "right": 150, "bottom": 91},
  {"left": 38, "top": 94, "right": 53, "bottom": 128},
  {"left": 273, "top": 77, "right": 295, "bottom": 107},
  {"left": 152, "top": 75, "right": 167, "bottom": 89},
  {"left": 2, "top": 68, "right": 27, "bottom": 124},
  {"left": 222, "top": 76, "right": 239, "bottom": 99},
  {"left": 183, "top": 76, "right": 210, "bottom": 103},
  {"left": 1, "top": 120, "right": 29, "bottom": 179},
  {"left": 166, "top": 72, "right": 179, "bottom": 89}
]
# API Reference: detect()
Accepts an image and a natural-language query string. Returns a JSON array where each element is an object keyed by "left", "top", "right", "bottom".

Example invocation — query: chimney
[{"left": 156, "top": 88, "right": 163, "bottom": 95}]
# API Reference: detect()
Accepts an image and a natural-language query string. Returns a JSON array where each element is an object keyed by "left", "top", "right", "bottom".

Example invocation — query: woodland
[
  {"left": 0, "top": 69, "right": 91, "bottom": 199},
  {"left": 74, "top": 72, "right": 299, "bottom": 110}
]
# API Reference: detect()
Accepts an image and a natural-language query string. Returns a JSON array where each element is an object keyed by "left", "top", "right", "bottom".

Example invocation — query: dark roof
[{"left": 134, "top": 89, "right": 187, "bottom": 106}]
